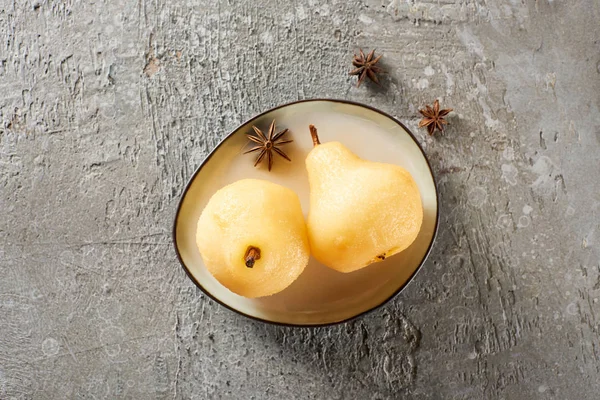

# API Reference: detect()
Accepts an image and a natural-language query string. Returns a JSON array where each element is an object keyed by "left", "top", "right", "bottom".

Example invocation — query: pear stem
[
  {"left": 309, "top": 125, "right": 320, "bottom": 146},
  {"left": 244, "top": 246, "right": 261, "bottom": 268}
]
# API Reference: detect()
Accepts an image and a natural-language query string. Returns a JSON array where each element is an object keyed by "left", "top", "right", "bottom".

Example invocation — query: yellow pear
[
  {"left": 196, "top": 179, "right": 310, "bottom": 298},
  {"left": 305, "top": 125, "right": 423, "bottom": 273}
]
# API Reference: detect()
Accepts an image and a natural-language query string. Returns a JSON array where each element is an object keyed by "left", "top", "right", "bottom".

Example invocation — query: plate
[{"left": 173, "top": 99, "right": 439, "bottom": 326}]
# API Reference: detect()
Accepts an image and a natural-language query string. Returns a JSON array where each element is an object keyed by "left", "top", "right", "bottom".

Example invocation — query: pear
[
  {"left": 196, "top": 179, "right": 310, "bottom": 298},
  {"left": 305, "top": 125, "right": 423, "bottom": 273}
]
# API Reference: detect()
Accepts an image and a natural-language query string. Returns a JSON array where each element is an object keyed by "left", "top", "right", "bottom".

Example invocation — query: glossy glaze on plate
[{"left": 173, "top": 100, "right": 439, "bottom": 326}]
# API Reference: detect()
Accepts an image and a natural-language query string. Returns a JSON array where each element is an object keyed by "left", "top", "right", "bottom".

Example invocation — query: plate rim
[{"left": 172, "top": 98, "right": 440, "bottom": 327}]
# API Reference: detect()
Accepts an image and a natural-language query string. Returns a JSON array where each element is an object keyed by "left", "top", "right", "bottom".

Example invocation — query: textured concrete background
[{"left": 1, "top": 0, "right": 600, "bottom": 399}]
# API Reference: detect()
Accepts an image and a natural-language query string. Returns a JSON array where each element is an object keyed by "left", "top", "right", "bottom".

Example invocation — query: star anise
[
  {"left": 349, "top": 49, "right": 383, "bottom": 87},
  {"left": 243, "top": 120, "right": 293, "bottom": 171},
  {"left": 418, "top": 99, "right": 453, "bottom": 135}
]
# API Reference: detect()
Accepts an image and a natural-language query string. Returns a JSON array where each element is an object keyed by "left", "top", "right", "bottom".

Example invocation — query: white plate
[{"left": 173, "top": 99, "right": 439, "bottom": 326}]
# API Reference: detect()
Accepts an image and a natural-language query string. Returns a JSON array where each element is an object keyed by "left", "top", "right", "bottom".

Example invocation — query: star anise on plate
[
  {"left": 349, "top": 49, "right": 384, "bottom": 87},
  {"left": 418, "top": 99, "right": 453, "bottom": 135},
  {"left": 244, "top": 120, "right": 293, "bottom": 171}
]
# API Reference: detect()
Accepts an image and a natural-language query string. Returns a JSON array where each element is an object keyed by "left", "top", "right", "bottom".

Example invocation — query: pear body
[
  {"left": 196, "top": 179, "right": 310, "bottom": 298},
  {"left": 306, "top": 142, "right": 423, "bottom": 273}
]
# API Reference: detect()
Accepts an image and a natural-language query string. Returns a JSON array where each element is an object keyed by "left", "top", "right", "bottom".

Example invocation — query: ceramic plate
[{"left": 173, "top": 99, "right": 438, "bottom": 326}]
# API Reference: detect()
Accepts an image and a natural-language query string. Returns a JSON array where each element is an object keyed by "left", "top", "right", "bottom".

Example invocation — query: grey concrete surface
[{"left": 1, "top": 0, "right": 599, "bottom": 398}]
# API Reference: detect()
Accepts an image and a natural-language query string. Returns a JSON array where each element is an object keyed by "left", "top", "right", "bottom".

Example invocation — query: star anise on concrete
[
  {"left": 244, "top": 120, "right": 293, "bottom": 171},
  {"left": 418, "top": 99, "right": 453, "bottom": 135},
  {"left": 349, "top": 49, "right": 383, "bottom": 87}
]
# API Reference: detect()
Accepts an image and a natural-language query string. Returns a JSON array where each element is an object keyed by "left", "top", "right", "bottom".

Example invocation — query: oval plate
[{"left": 173, "top": 99, "right": 439, "bottom": 326}]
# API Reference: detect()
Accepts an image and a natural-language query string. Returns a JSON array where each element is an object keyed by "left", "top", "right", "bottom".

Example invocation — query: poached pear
[
  {"left": 196, "top": 179, "right": 310, "bottom": 298},
  {"left": 305, "top": 125, "right": 423, "bottom": 273}
]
